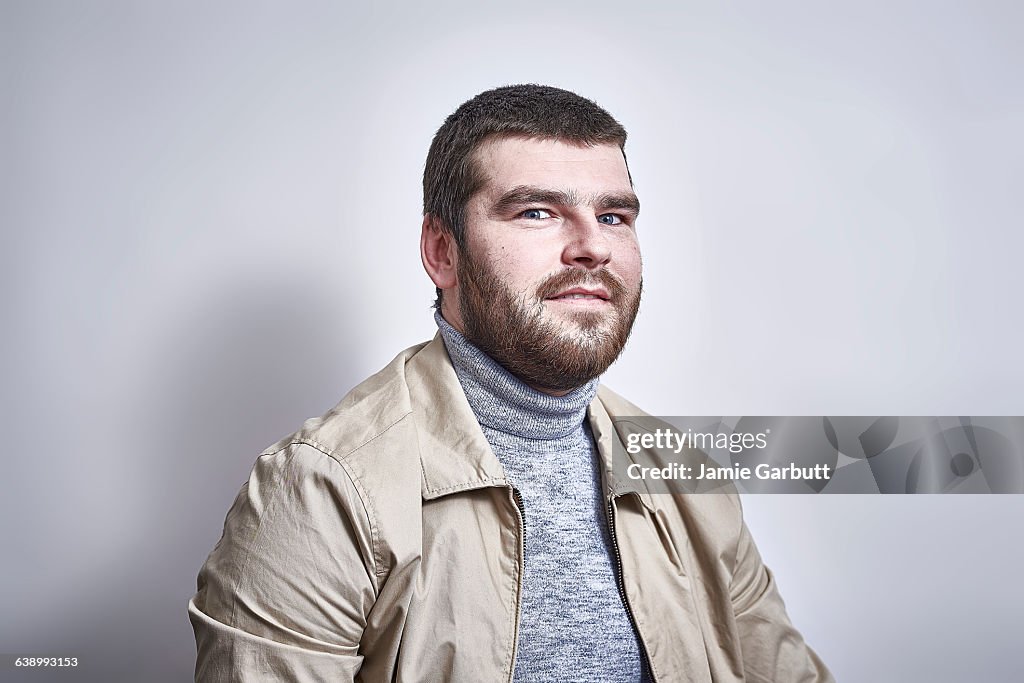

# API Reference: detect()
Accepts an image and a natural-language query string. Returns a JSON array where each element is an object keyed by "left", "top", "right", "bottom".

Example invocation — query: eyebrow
[{"left": 490, "top": 185, "right": 641, "bottom": 219}]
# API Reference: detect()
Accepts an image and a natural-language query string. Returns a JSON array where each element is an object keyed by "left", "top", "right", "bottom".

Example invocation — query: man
[{"left": 189, "top": 84, "right": 833, "bottom": 682}]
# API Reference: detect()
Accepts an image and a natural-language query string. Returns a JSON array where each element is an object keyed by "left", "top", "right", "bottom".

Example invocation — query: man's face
[{"left": 451, "top": 136, "right": 643, "bottom": 394}]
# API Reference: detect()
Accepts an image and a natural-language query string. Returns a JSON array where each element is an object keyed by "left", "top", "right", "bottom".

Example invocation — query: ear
[{"left": 420, "top": 214, "right": 459, "bottom": 291}]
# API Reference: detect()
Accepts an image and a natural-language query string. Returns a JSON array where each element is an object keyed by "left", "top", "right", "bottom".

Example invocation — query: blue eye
[
  {"left": 598, "top": 214, "right": 622, "bottom": 225},
  {"left": 521, "top": 209, "right": 552, "bottom": 220}
]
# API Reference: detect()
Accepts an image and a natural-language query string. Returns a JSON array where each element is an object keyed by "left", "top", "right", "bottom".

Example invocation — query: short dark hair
[{"left": 423, "top": 84, "right": 630, "bottom": 307}]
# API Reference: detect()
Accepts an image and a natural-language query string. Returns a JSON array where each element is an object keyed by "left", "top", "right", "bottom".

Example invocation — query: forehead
[{"left": 471, "top": 136, "right": 632, "bottom": 198}]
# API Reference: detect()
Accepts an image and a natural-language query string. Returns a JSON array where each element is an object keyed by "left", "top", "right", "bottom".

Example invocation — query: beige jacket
[{"left": 189, "top": 335, "right": 834, "bottom": 682}]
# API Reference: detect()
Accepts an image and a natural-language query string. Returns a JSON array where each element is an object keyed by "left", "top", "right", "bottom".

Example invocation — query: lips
[{"left": 545, "top": 287, "right": 610, "bottom": 301}]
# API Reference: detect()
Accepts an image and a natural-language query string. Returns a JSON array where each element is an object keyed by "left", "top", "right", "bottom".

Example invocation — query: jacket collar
[{"left": 407, "top": 333, "right": 657, "bottom": 513}]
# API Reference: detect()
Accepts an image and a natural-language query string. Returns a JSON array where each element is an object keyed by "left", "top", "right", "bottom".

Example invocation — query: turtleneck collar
[{"left": 434, "top": 310, "right": 598, "bottom": 441}]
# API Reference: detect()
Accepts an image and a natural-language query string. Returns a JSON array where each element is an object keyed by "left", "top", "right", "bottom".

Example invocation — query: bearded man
[{"left": 189, "top": 84, "right": 834, "bottom": 683}]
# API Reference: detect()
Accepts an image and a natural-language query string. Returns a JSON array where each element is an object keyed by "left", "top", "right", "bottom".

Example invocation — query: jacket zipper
[
  {"left": 607, "top": 497, "right": 658, "bottom": 683},
  {"left": 508, "top": 487, "right": 526, "bottom": 683}
]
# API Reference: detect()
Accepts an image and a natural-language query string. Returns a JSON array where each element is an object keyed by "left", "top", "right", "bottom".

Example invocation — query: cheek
[
  {"left": 487, "top": 242, "right": 558, "bottom": 284},
  {"left": 615, "top": 237, "right": 643, "bottom": 283}
]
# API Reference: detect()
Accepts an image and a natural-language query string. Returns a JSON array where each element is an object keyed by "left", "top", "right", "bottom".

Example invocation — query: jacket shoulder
[
  {"left": 261, "top": 340, "right": 431, "bottom": 462},
  {"left": 257, "top": 339, "right": 439, "bottom": 577}
]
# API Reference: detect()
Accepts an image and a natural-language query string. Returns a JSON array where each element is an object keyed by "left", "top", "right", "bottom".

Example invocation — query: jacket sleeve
[
  {"left": 189, "top": 443, "right": 379, "bottom": 682},
  {"left": 729, "top": 504, "right": 835, "bottom": 683}
]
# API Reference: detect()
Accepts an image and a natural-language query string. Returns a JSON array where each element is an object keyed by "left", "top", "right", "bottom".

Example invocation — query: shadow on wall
[{"left": 10, "top": 277, "right": 364, "bottom": 683}]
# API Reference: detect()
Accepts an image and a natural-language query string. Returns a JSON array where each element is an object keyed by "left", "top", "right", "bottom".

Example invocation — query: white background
[{"left": 2, "top": 1, "right": 1022, "bottom": 681}]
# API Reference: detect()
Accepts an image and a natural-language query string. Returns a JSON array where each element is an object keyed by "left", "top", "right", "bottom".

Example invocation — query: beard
[{"left": 456, "top": 248, "right": 642, "bottom": 394}]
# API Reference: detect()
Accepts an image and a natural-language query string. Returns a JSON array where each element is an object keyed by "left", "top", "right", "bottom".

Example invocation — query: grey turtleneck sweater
[{"left": 435, "top": 311, "right": 648, "bottom": 683}]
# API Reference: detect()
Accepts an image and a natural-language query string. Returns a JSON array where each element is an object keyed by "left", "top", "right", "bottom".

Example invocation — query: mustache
[{"left": 535, "top": 268, "right": 629, "bottom": 302}]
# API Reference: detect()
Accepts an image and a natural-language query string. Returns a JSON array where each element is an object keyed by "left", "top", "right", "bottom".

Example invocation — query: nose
[{"left": 561, "top": 217, "right": 612, "bottom": 269}]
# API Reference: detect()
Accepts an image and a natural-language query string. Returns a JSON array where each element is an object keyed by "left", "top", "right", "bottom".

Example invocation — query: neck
[{"left": 434, "top": 310, "right": 598, "bottom": 439}]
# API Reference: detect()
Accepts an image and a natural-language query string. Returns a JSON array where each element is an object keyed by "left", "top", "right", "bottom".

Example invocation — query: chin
[
  {"left": 548, "top": 306, "right": 615, "bottom": 326},
  {"left": 551, "top": 324, "right": 617, "bottom": 349}
]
